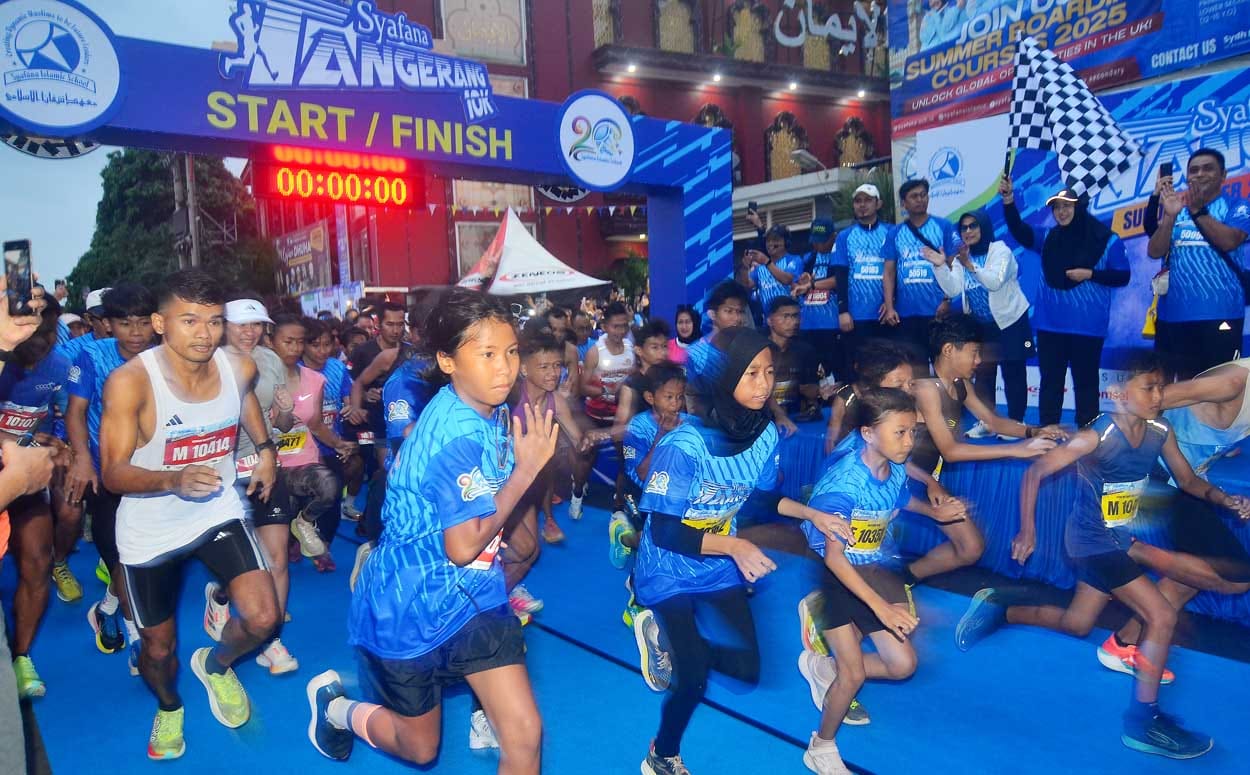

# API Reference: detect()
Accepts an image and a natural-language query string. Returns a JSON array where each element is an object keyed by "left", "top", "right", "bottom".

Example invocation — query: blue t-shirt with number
[
  {"left": 302, "top": 357, "right": 353, "bottom": 455},
  {"left": 835, "top": 222, "right": 890, "bottom": 322},
  {"left": 803, "top": 442, "right": 910, "bottom": 567},
  {"left": 348, "top": 385, "right": 513, "bottom": 659},
  {"left": 882, "top": 216, "right": 960, "bottom": 318},
  {"left": 1158, "top": 196, "right": 1250, "bottom": 323},
  {"left": 635, "top": 419, "right": 780, "bottom": 605},
  {"left": 1033, "top": 235, "right": 1129, "bottom": 337},
  {"left": 0, "top": 353, "right": 69, "bottom": 440},
  {"left": 750, "top": 254, "right": 803, "bottom": 313},
  {"left": 67, "top": 338, "right": 128, "bottom": 471},
  {"left": 800, "top": 251, "right": 844, "bottom": 330}
]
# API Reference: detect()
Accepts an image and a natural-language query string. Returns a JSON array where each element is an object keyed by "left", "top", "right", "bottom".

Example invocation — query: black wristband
[
  {"left": 1191, "top": 206, "right": 1210, "bottom": 220},
  {"left": 256, "top": 439, "right": 277, "bottom": 453}
]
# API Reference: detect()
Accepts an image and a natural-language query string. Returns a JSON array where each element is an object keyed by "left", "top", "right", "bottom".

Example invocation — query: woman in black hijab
[{"left": 1000, "top": 177, "right": 1130, "bottom": 426}]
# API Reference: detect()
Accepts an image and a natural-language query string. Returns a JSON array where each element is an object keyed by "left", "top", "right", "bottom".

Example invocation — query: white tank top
[
  {"left": 116, "top": 347, "right": 246, "bottom": 565},
  {"left": 594, "top": 337, "right": 636, "bottom": 399}
]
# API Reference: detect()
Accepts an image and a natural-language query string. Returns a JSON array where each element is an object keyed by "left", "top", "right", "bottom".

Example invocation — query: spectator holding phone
[
  {"left": 1148, "top": 148, "right": 1250, "bottom": 379},
  {"left": 745, "top": 208, "right": 803, "bottom": 328}
]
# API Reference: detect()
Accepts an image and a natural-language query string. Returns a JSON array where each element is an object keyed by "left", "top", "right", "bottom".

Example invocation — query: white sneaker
[
  {"left": 966, "top": 420, "right": 993, "bottom": 439},
  {"left": 291, "top": 515, "right": 328, "bottom": 558},
  {"left": 797, "top": 651, "right": 837, "bottom": 711},
  {"left": 255, "top": 638, "right": 299, "bottom": 675},
  {"left": 349, "top": 541, "right": 374, "bottom": 593},
  {"left": 804, "top": 732, "right": 852, "bottom": 774},
  {"left": 203, "top": 582, "right": 230, "bottom": 642},
  {"left": 468, "top": 709, "right": 499, "bottom": 750},
  {"left": 568, "top": 494, "right": 584, "bottom": 520},
  {"left": 509, "top": 584, "right": 544, "bottom": 615}
]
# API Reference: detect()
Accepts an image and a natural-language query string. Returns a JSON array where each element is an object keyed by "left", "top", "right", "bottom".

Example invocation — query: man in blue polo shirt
[
  {"left": 883, "top": 179, "right": 960, "bottom": 364},
  {"left": 835, "top": 184, "right": 893, "bottom": 371},
  {"left": 1149, "top": 148, "right": 1250, "bottom": 379},
  {"left": 794, "top": 218, "right": 846, "bottom": 379}
]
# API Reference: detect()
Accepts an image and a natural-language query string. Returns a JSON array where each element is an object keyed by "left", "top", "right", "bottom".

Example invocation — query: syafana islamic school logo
[
  {"left": 0, "top": 0, "right": 121, "bottom": 135},
  {"left": 557, "top": 91, "right": 635, "bottom": 191}
]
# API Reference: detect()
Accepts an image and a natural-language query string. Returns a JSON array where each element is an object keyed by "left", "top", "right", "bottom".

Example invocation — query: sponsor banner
[
  {"left": 275, "top": 219, "right": 331, "bottom": 297},
  {"left": 888, "top": 0, "right": 1250, "bottom": 133}
]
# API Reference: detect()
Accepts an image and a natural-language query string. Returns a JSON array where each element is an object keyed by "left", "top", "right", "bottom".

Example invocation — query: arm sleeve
[
  {"left": 832, "top": 264, "right": 850, "bottom": 314},
  {"left": 1002, "top": 202, "right": 1037, "bottom": 250},
  {"left": 1143, "top": 194, "right": 1161, "bottom": 238},
  {"left": 419, "top": 436, "right": 498, "bottom": 530},
  {"left": 649, "top": 511, "right": 709, "bottom": 557},
  {"left": 1091, "top": 237, "right": 1130, "bottom": 287}
]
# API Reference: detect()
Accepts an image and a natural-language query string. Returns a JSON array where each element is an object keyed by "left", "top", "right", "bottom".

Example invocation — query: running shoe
[
  {"left": 147, "top": 707, "right": 186, "bottom": 761},
  {"left": 641, "top": 743, "right": 690, "bottom": 775},
  {"left": 515, "top": 610, "right": 532, "bottom": 627},
  {"left": 568, "top": 481, "right": 586, "bottom": 520},
  {"left": 798, "top": 590, "right": 829, "bottom": 656},
  {"left": 1098, "top": 634, "right": 1175, "bottom": 684},
  {"left": 190, "top": 647, "right": 251, "bottom": 728},
  {"left": 129, "top": 641, "right": 142, "bottom": 677},
  {"left": 965, "top": 420, "right": 994, "bottom": 439},
  {"left": 341, "top": 498, "right": 362, "bottom": 522},
  {"left": 955, "top": 588, "right": 1007, "bottom": 652},
  {"left": 622, "top": 602, "right": 644, "bottom": 628},
  {"left": 509, "top": 584, "right": 544, "bottom": 615},
  {"left": 843, "top": 699, "right": 871, "bottom": 726},
  {"left": 95, "top": 558, "right": 111, "bottom": 586},
  {"left": 13, "top": 656, "right": 45, "bottom": 699},
  {"left": 608, "top": 514, "right": 633, "bottom": 570},
  {"left": 611, "top": 508, "right": 627, "bottom": 523},
  {"left": 797, "top": 651, "right": 837, "bottom": 711},
  {"left": 256, "top": 638, "right": 299, "bottom": 675},
  {"left": 306, "top": 670, "right": 353, "bottom": 761},
  {"left": 804, "top": 732, "right": 853, "bottom": 775},
  {"left": 1121, "top": 709, "right": 1213, "bottom": 759},
  {"left": 87, "top": 601, "right": 125, "bottom": 654},
  {"left": 313, "top": 553, "right": 337, "bottom": 573},
  {"left": 633, "top": 609, "right": 672, "bottom": 692},
  {"left": 349, "top": 541, "right": 374, "bottom": 592},
  {"left": 468, "top": 709, "right": 499, "bottom": 750},
  {"left": 52, "top": 561, "right": 83, "bottom": 603},
  {"left": 291, "top": 514, "right": 328, "bottom": 558},
  {"left": 203, "top": 582, "right": 230, "bottom": 642},
  {"left": 542, "top": 515, "right": 566, "bottom": 544}
]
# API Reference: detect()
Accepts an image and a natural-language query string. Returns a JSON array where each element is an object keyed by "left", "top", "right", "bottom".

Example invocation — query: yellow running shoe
[
  {"left": 904, "top": 584, "right": 917, "bottom": 619},
  {"left": 190, "top": 648, "right": 251, "bottom": 728},
  {"left": 52, "top": 561, "right": 83, "bottom": 603},
  {"left": 147, "top": 707, "right": 186, "bottom": 760},
  {"left": 95, "top": 559, "right": 111, "bottom": 586},
  {"left": 798, "top": 590, "right": 829, "bottom": 656},
  {"left": 13, "top": 655, "right": 45, "bottom": 699}
]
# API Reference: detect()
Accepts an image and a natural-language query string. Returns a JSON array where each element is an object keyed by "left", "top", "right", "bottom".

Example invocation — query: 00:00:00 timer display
[{"left": 272, "top": 167, "right": 412, "bottom": 205}]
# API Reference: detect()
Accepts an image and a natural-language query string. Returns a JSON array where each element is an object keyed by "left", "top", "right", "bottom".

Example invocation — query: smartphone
[
  {"left": 1160, "top": 161, "right": 1173, "bottom": 179},
  {"left": 747, "top": 200, "right": 758, "bottom": 214},
  {"left": 3, "top": 239, "right": 33, "bottom": 316}
]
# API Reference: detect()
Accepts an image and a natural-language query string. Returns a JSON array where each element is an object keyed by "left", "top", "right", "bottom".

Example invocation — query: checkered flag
[{"left": 1008, "top": 36, "right": 1141, "bottom": 196}]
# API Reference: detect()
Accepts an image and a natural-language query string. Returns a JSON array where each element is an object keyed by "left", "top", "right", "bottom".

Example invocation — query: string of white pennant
[{"left": 422, "top": 204, "right": 648, "bottom": 218}]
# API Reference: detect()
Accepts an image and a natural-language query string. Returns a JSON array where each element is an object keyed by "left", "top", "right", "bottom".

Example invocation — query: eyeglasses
[{"left": 959, "top": 223, "right": 980, "bottom": 231}]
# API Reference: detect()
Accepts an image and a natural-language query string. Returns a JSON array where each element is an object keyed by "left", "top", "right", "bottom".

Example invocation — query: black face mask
[{"left": 701, "top": 327, "right": 773, "bottom": 456}]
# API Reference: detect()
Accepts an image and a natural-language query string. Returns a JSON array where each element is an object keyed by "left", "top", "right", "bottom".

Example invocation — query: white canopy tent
[{"left": 457, "top": 208, "right": 609, "bottom": 295}]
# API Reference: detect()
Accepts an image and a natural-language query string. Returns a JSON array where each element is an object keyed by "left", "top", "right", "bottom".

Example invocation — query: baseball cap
[
  {"left": 853, "top": 183, "right": 881, "bottom": 199},
  {"left": 809, "top": 218, "right": 836, "bottom": 242},
  {"left": 1045, "top": 188, "right": 1081, "bottom": 206},
  {"left": 59, "top": 313, "right": 82, "bottom": 326},
  {"left": 225, "top": 299, "right": 274, "bottom": 325},
  {"left": 85, "top": 288, "right": 112, "bottom": 315}
]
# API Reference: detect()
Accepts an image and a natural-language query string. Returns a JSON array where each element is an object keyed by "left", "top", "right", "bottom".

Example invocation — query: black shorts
[
  {"left": 246, "top": 470, "right": 294, "bottom": 529},
  {"left": 356, "top": 606, "right": 525, "bottom": 718},
  {"left": 1070, "top": 549, "right": 1144, "bottom": 594},
  {"left": 812, "top": 559, "right": 908, "bottom": 635},
  {"left": 85, "top": 487, "right": 122, "bottom": 570},
  {"left": 120, "top": 519, "right": 267, "bottom": 629}
]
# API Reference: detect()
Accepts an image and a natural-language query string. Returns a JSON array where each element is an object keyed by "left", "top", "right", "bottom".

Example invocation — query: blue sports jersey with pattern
[
  {"left": 67, "top": 338, "right": 128, "bottom": 471},
  {"left": 800, "top": 251, "right": 843, "bottom": 330},
  {"left": 635, "top": 420, "right": 780, "bottom": 605},
  {"left": 882, "top": 216, "right": 960, "bottom": 318},
  {"left": 348, "top": 384, "right": 514, "bottom": 659},
  {"left": 1032, "top": 235, "right": 1129, "bottom": 337},
  {"left": 1158, "top": 196, "right": 1250, "bottom": 323},
  {"left": 383, "top": 358, "right": 433, "bottom": 467},
  {"left": 835, "top": 222, "right": 889, "bottom": 322},
  {"left": 0, "top": 353, "right": 69, "bottom": 439},
  {"left": 750, "top": 254, "right": 803, "bottom": 312},
  {"left": 803, "top": 442, "right": 910, "bottom": 566}
]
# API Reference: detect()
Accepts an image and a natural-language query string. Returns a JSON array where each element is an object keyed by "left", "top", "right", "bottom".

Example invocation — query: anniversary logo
[{"left": 219, "top": 0, "right": 496, "bottom": 124}]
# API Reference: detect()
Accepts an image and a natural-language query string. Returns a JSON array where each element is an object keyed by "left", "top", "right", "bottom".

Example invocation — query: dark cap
[{"left": 809, "top": 218, "right": 835, "bottom": 242}]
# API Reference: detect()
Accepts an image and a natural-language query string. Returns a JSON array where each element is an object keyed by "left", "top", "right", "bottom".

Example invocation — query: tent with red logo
[{"left": 457, "top": 208, "right": 609, "bottom": 295}]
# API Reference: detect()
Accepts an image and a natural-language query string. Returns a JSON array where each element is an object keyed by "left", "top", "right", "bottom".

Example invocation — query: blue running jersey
[
  {"left": 882, "top": 217, "right": 960, "bottom": 318},
  {"left": 67, "top": 338, "right": 127, "bottom": 470},
  {"left": 750, "top": 254, "right": 803, "bottom": 312},
  {"left": 303, "top": 357, "right": 352, "bottom": 447},
  {"left": 1066, "top": 414, "right": 1169, "bottom": 559},
  {"left": 383, "top": 358, "right": 433, "bottom": 467},
  {"left": 800, "top": 251, "right": 843, "bottom": 330},
  {"left": 348, "top": 385, "right": 514, "bottom": 659},
  {"left": 635, "top": 420, "right": 780, "bottom": 605},
  {"left": 835, "top": 223, "right": 890, "bottom": 322},
  {"left": 1158, "top": 196, "right": 1250, "bottom": 323},
  {"left": 803, "top": 443, "right": 910, "bottom": 566},
  {"left": 0, "top": 353, "right": 70, "bottom": 438},
  {"left": 1033, "top": 235, "right": 1129, "bottom": 337},
  {"left": 622, "top": 411, "right": 689, "bottom": 489}
]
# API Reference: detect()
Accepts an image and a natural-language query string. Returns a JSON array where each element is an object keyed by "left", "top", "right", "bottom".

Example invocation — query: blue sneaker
[
  {"left": 307, "top": 670, "right": 354, "bottom": 761},
  {"left": 128, "top": 641, "right": 142, "bottom": 677},
  {"left": 955, "top": 588, "right": 1006, "bottom": 652},
  {"left": 608, "top": 514, "right": 634, "bottom": 570},
  {"left": 1122, "top": 709, "right": 1212, "bottom": 759},
  {"left": 87, "top": 602, "right": 125, "bottom": 654}
]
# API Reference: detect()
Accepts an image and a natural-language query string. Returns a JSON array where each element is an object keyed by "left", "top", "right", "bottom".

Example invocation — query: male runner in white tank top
[
  {"left": 100, "top": 270, "right": 279, "bottom": 761},
  {"left": 576, "top": 301, "right": 635, "bottom": 519}
]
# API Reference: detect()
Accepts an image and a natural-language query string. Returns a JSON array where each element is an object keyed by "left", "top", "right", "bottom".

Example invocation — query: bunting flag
[
  {"left": 584, "top": 206, "right": 595, "bottom": 215},
  {"left": 544, "top": 207, "right": 553, "bottom": 215},
  {"left": 427, "top": 203, "right": 437, "bottom": 215}
]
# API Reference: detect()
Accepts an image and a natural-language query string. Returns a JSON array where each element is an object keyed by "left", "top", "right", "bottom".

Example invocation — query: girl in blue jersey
[
  {"left": 307, "top": 289, "right": 557, "bottom": 772},
  {"left": 631, "top": 327, "right": 786, "bottom": 775},
  {"left": 796, "top": 389, "right": 953, "bottom": 774},
  {"left": 955, "top": 352, "right": 1250, "bottom": 760}
]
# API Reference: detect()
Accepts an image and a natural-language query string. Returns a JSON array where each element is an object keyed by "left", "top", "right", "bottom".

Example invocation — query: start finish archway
[{"left": 0, "top": 0, "right": 733, "bottom": 319}]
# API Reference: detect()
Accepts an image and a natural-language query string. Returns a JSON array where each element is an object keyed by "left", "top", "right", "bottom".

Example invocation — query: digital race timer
[{"left": 252, "top": 163, "right": 424, "bottom": 208}]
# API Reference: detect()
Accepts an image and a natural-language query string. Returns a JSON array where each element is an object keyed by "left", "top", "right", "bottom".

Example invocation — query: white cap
[
  {"left": 59, "top": 312, "right": 82, "bottom": 326},
  {"left": 85, "top": 287, "right": 111, "bottom": 314},
  {"left": 853, "top": 183, "right": 881, "bottom": 199},
  {"left": 225, "top": 299, "right": 273, "bottom": 325}
]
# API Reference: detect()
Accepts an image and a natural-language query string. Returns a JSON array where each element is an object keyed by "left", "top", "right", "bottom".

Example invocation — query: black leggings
[
  {"left": 86, "top": 487, "right": 122, "bottom": 570},
  {"left": 651, "top": 586, "right": 759, "bottom": 757},
  {"left": 1037, "top": 330, "right": 1104, "bottom": 427}
]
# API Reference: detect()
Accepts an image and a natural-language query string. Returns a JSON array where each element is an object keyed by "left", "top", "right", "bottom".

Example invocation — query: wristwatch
[
  {"left": 1191, "top": 205, "right": 1210, "bottom": 220},
  {"left": 256, "top": 439, "right": 277, "bottom": 454}
]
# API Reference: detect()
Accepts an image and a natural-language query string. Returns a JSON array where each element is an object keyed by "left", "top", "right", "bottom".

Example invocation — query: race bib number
[
  {"left": 464, "top": 529, "right": 504, "bottom": 571},
  {"left": 847, "top": 508, "right": 892, "bottom": 556},
  {"left": 772, "top": 379, "right": 795, "bottom": 406},
  {"left": 357, "top": 431, "right": 376, "bottom": 446},
  {"left": 163, "top": 422, "right": 237, "bottom": 469},
  {"left": 804, "top": 289, "right": 830, "bottom": 306},
  {"left": 1102, "top": 477, "right": 1148, "bottom": 527},
  {"left": 682, "top": 504, "right": 741, "bottom": 537},
  {"left": 277, "top": 429, "right": 308, "bottom": 457},
  {"left": 236, "top": 452, "right": 258, "bottom": 477},
  {"left": 0, "top": 403, "right": 45, "bottom": 433}
]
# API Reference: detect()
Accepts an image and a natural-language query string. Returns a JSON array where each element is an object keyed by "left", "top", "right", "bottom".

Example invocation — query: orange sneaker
[{"left": 1097, "top": 634, "right": 1175, "bottom": 684}]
